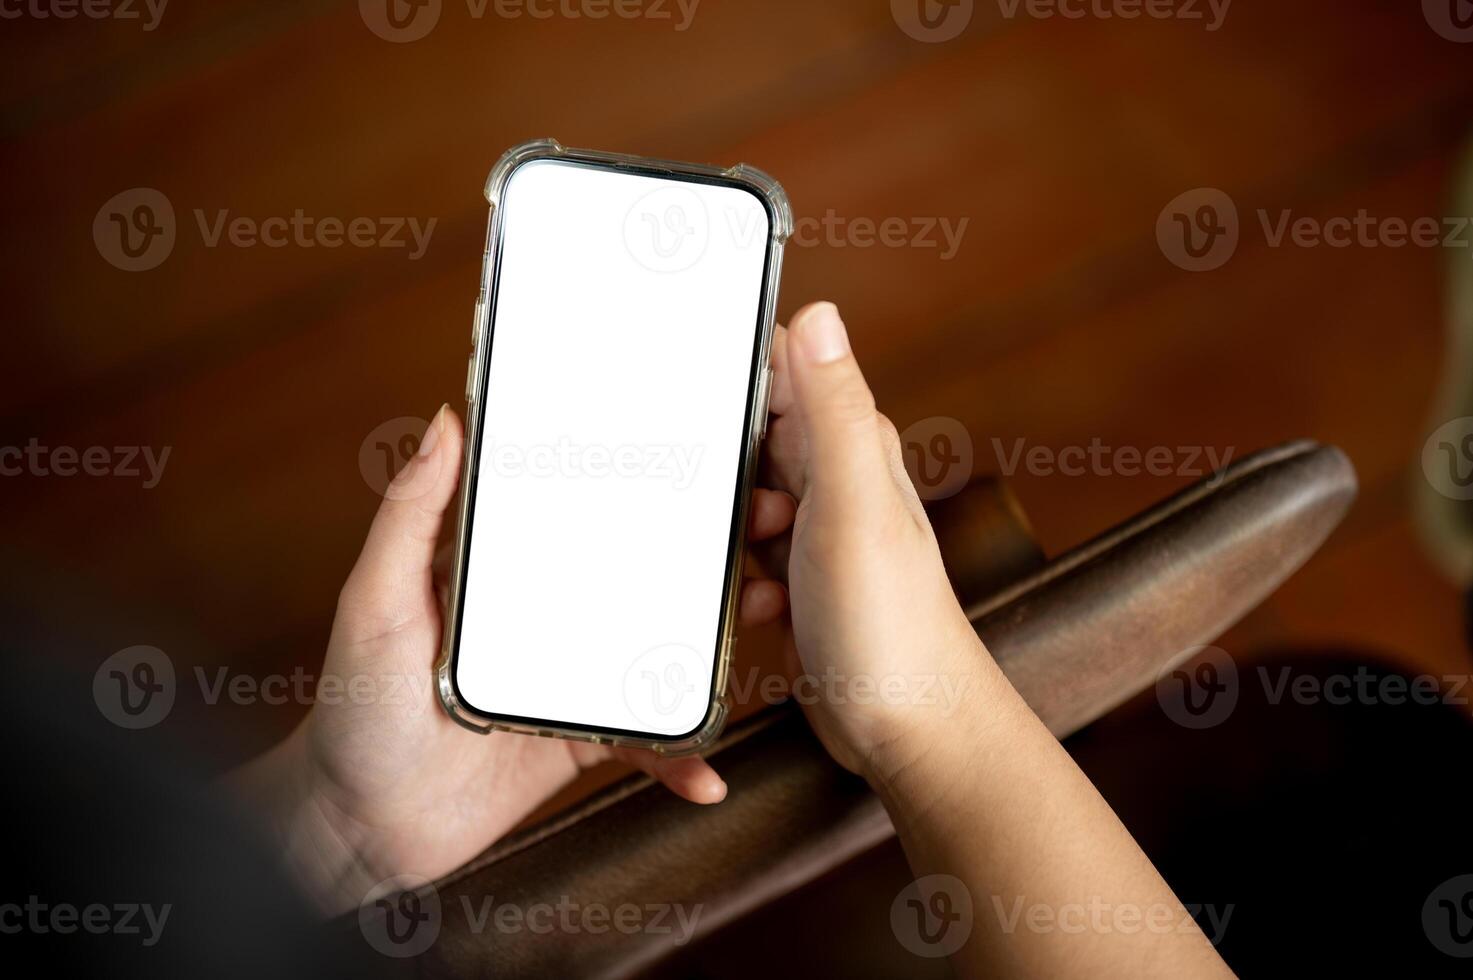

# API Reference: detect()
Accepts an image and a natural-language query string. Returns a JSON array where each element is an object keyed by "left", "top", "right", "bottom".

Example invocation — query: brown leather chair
[{"left": 399, "top": 440, "right": 1356, "bottom": 978}]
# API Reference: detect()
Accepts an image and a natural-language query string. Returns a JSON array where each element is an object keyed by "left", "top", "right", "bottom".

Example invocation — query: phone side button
[
  {"left": 465, "top": 354, "right": 477, "bottom": 404},
  {"left": 472, "top": 293, "right": 487, "bottom": 344},
  {"left": 757, "top": 366, "right": 774, "bottom": 439}
]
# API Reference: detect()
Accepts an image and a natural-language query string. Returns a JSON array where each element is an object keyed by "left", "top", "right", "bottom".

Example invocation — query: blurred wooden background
[{"left": 2, "top": 0, "right": 1470, "bottom": 782}]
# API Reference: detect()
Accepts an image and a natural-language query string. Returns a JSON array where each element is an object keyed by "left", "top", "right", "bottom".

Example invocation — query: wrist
[
  {"left": 222, "top": 724, "right": 375, "bottom": 916},
  {"left": 855, "top": 633, "right": 1020, "bottom": 796}
]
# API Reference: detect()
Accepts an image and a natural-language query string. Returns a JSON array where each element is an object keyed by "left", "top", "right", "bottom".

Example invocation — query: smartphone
[{"left": 435, "top": 140, "right": 791, "bottom": 754}]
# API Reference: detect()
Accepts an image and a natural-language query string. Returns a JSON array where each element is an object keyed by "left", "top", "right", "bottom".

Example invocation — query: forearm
[{"left": 867, "top": 646, "right": 1235, "bottom": 980}]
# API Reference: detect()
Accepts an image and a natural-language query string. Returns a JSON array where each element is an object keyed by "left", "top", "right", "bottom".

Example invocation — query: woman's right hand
[
  {"left": 764, "top": 302, "right": 1235, "bottom": 980},
  {"left": 759, "top": 301, "right": 995, "bottom": 781}
]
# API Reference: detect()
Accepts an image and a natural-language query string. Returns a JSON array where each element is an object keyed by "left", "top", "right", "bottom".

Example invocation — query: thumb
[
  {"left": 340, "top": 404, "right": 463, "bottom": 633},
  {"left": 785, "top": 302, "right": 891, "bottom": 508}
]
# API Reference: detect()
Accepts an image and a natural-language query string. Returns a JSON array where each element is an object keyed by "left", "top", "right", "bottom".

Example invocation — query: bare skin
[
  {"left": 232, "top": 300, "right": 1234, "bottom": 978},
  {"left": 774, "top": 302, "right": 1235, "bottom": 978}
]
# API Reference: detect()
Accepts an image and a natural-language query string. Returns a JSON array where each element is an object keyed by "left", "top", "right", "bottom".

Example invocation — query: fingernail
[
  {"left": 418, "top": 404, "right": 447, "bottom": 458},
  {"left": 797, "top": 302, "right": 850, "bottom": 364}
]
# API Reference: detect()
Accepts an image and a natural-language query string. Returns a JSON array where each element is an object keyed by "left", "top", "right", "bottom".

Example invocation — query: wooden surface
[{"left": 2, "top": 0, "right": 1470, "bottom": 772}]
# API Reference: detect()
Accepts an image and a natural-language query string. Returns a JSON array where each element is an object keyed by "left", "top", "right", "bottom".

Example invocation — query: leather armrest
[{"left": 414, "top": 441, "right": 1356, "bottom": 978}]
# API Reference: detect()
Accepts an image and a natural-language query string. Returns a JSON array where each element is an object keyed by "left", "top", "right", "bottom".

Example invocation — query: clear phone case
[{"left": 434, "top": 139, "right": 793, "bottom": 756}]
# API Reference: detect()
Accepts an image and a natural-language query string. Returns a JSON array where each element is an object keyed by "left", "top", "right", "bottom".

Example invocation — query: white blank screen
[{"left": 455, "top": 159, "right": 771, "bottom": 738}]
